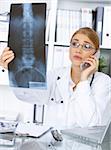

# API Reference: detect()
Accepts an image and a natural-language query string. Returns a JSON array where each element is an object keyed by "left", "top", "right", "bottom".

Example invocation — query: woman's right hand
[{"left": 0, "top": 47, "right": 14, "bottom": 69}]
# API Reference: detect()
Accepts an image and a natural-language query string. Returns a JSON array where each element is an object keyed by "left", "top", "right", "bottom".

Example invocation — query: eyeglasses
[{"left": 70, "top": 41, "right": 95, "bottom": 51}]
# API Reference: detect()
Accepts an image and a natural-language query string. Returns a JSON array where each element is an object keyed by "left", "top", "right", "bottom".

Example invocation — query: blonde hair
[{"left": 70, "top": 27, "right": 99, "bottom": 51}]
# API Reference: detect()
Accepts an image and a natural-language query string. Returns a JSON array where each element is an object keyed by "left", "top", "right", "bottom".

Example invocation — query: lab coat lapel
[{"left": 56, "top": 68, "right": 70, "bottom": 100}]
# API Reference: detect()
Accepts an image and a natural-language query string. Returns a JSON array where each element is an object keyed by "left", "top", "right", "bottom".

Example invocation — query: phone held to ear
[
  {"left": 80, "top": 63, "right": 90, "bottom": 70},
  {"left": 80, "top": 50, "right": 100, "bottom": 70}
]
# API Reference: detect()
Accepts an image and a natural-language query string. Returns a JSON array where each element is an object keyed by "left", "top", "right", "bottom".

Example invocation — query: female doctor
[{"left": 0, "top": 27, "right": 111, "bottom": 128}]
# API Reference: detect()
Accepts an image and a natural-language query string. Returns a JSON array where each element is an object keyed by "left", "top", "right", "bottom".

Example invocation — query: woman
[{"left": 0, "top": 27, "right": 111, "bottom": 128}]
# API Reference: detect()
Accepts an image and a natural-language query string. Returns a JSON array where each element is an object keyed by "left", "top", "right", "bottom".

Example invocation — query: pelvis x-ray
[{"left": 8, "top": 3, "right": 47, "bottom": 88}]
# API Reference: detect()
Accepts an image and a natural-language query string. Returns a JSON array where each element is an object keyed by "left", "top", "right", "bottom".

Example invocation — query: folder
[
  {"left": 102, "top": 6, "right": 111, "bottom": 48},
  {"left": 95, "top": 7, "right": 104, "bottom": 45}
]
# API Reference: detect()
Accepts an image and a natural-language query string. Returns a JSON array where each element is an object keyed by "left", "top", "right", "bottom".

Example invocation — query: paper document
[{"left": 15, "top": 123, "right": 53, "bottom": 138}]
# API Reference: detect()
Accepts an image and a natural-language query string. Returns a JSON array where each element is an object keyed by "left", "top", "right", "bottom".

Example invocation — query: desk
[{"left": 0, "top": 131, "right": 111, "bottom": 150}]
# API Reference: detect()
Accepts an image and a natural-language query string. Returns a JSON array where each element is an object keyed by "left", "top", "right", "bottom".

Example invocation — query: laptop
[{"left": 61, "top": 118, "right": 111, "bottom": 145}]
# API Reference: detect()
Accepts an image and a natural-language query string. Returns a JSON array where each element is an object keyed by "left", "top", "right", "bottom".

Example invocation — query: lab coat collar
[
  {"left": 56, "top": 67, "right": 71, "bottom": 100},
  {"left": 56, "top": 67, "right": 95, "bottom": 100}
]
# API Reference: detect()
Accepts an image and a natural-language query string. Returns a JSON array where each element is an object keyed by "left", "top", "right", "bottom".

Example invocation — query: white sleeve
[
  {"left": 71, "top": 74, "right": 111, "bottom": 127},
  {"left": 0, "top": 66, "right": 9, "bottom": 85}
]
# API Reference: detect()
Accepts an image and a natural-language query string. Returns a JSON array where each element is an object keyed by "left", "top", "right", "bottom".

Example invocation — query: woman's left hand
[{"left": 80, "top": 56, "right": 99, "bottom": 81}]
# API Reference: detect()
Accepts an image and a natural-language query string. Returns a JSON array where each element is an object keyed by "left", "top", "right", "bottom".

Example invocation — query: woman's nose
[{"left": 76, "top": 46, "right": 82, "bottom": 53}]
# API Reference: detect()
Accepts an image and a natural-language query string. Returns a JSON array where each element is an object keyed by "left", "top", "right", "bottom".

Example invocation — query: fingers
[
  {"left": 84, "top": 57, "right": 98, "bottom": 71},
  {"left": 88, "top": 56, "right": 98, "bottom": 65},
  {"left": 3, "top": 47, "right": 10, "bottom": 52},
  {"left": 0, "top": 47, "right": 14, "bottom": 69},
  {"left": 81, "top": 56, "right": 99, "bottom": 80},
  {"left": 5, "top": 55, "right": 14, "bottom": 64},
  {"left": 1, "top": 51, "right": 14, "bottom": 62},
  {"left": 1, "top": 47, "right": 14, "bottom": 59},
  {"left": 90, "top": 55, "right": 99, "bottom": 69}
]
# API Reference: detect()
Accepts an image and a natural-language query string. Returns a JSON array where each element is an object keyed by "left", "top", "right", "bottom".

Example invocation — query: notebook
[{"left": 61, "top": 118, "right": 111, "bottom": 145}]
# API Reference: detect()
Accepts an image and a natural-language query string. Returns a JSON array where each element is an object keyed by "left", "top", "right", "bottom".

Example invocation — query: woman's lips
[{"left": 73, "top": 55, "right": 82, "bottom": 60}]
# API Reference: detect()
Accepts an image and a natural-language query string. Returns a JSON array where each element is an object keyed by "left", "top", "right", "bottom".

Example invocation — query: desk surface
[
  {"left": 0, "top": 122, "right": 111, "bottom": 150},
  {"left": 0, "top": 131, "right": 111, "bottom": 150}
]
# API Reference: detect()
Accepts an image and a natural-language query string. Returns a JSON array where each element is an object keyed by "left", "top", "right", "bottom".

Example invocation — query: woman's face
[{"left": 69, "top": 33, "right": 96, "bottom": 67}]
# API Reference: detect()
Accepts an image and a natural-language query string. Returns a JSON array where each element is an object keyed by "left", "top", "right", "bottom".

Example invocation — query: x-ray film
[{"left": 8, "top": 3, "right": 46, "bottom": 89}]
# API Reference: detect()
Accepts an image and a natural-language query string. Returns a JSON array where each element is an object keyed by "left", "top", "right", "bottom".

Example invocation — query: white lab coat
[
  {"left": 43, "top": 66, "right": 111, "bottom": 128},
  {"left": 1, "top": 67, "right": 111, "bottom": 128}
]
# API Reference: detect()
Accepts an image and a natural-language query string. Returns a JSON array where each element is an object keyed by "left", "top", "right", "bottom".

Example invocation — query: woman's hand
[
  {"left": 80, "top": 56, "right": 99, "bottom": 81},
  {"left": 0, "top": 47, "right": 14, "bottom": 69}
]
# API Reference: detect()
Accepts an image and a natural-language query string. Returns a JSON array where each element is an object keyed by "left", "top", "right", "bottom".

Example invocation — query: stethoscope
[{"left": 50, "top": 74, "right": 95, "bottom": 104}]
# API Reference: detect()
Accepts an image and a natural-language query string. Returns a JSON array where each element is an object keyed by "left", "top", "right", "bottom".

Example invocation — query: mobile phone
[
  {"left": 80, "top": 62, "right": 90, "bottom": 70},
  {"left": 80, "top": 50, "right": 100, "bottom": 70}
]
